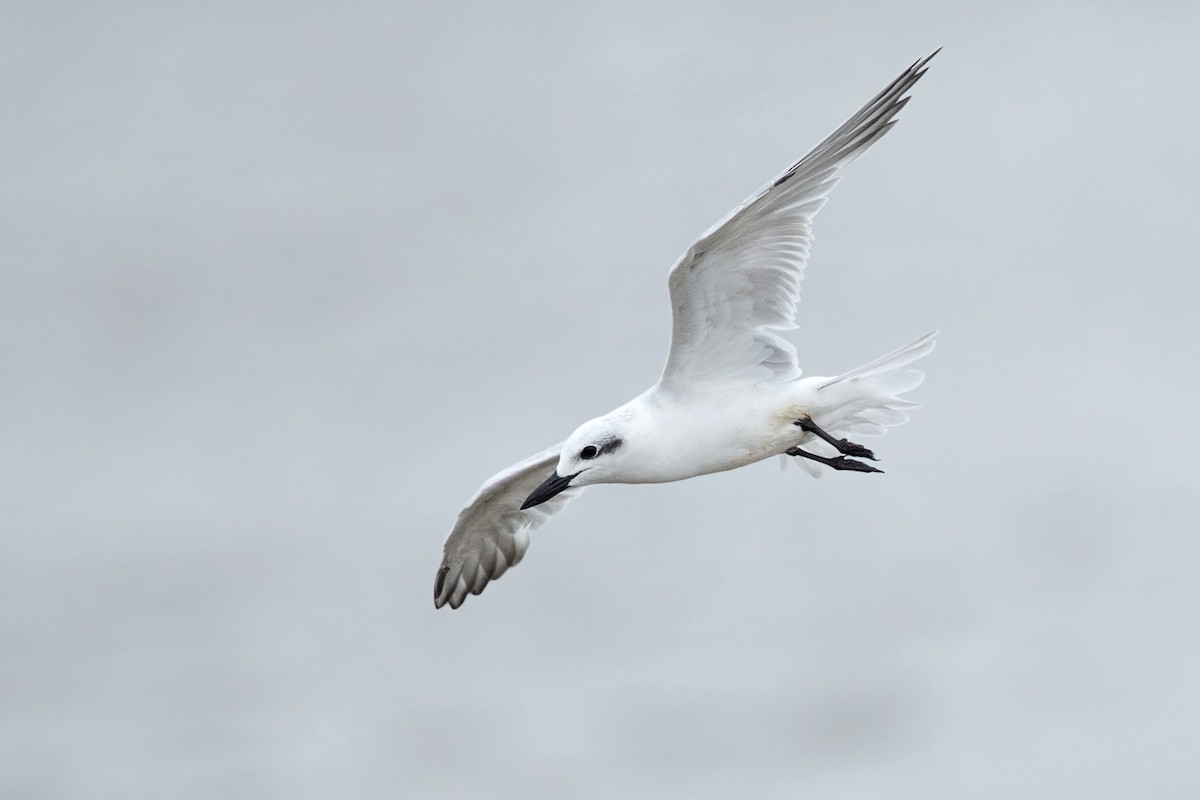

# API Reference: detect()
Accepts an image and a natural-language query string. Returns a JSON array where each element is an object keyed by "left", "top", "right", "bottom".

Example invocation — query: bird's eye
[{"left": 580, "top": 445, "right": 599, "bottom": 460}]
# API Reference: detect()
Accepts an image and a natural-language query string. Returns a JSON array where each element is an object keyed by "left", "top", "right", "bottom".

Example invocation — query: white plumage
[{"left": 435, "top": 52, "right": 939, "bottom": 609}]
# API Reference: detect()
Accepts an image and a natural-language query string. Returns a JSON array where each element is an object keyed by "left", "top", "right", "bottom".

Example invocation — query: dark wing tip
[{"left": 433, "top": 564, "right": 450, "bottom": 608}]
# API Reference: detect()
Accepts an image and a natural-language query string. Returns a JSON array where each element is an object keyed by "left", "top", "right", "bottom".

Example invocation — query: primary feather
[
  {"left": 434, "top": 443, "right": 582, "bottom": 609},
  {"left": 658, "top": 51, "right": 937, "bottom": 392}
]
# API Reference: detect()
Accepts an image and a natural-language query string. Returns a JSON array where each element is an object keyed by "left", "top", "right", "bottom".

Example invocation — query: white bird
[{"left": 434, "top": 52, "right": 939, "bottom": 609}]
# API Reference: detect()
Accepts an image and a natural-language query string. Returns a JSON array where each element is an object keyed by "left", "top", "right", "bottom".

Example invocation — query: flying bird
[{"left": 434, "top": 52, "right": 939, "bottom": 609}]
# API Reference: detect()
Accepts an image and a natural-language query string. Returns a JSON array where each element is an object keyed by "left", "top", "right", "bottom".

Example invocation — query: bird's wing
[
  {"left": 434, "top": 443, "right": 581, "bottom": 609},
  {"left": 658, "top": 51, "right": 936, "bottom": 393}
]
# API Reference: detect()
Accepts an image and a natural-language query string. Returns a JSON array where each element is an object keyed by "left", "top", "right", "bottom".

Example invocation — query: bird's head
[{"left": 521, "top": 416, "right": 630, "bottom": 510}]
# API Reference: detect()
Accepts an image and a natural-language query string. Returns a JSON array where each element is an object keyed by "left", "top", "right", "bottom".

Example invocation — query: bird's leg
[
  {"left": 793, "top": 416, "right": 877, "bottom": 461},
  {"left": 786, "top": 446, "right": 883, "bottom": 474}
]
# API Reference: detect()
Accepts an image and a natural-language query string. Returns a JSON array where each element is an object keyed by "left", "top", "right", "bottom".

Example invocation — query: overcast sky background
[{"left": 4, "top": 2, "right": 1200, "bottom": 798}]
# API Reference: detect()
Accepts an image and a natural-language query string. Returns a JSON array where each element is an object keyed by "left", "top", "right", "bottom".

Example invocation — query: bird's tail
[{"left": 790, "top": 331, "right": 937, "bottom": 477}]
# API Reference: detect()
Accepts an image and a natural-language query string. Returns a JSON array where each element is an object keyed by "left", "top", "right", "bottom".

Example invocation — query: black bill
[{"left": 521, "top": 470, "right": 578, "bottom": 510}]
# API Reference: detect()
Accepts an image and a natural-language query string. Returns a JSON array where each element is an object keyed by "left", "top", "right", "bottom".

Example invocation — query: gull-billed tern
[{"left": 435, "top": 52, "right": 939, "bottom": 609}]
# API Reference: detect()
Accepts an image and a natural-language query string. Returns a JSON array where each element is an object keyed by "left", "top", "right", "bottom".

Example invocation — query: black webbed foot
[
  {"left": 787, "top": 446, "right": 884, "bottom": 474},
  {"left": 836, "top": 440, "right": 877, "bottom": 460},
  {"left": 825, "top": 455, "right": 883, "bottom": 473},
  {"left": 794, "top": 417, "right": 877, "bottom": 461}
]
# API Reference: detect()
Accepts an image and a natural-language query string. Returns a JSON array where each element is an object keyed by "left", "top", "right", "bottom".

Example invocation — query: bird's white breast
[{"left": 616, "top": 383, "right": 815, "bottom": 484}]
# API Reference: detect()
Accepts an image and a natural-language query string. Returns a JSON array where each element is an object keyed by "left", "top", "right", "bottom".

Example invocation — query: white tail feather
[
  {"left": 792, "top": 331, "right": 937, "bottom": 477},
  {"left": 818, "top": 331, "right": 937, "bottom": 389}
]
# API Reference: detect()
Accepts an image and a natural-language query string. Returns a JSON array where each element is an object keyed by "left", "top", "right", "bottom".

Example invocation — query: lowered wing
[{"left": 434, "top": 443, "right": 581, "bottom": 609}]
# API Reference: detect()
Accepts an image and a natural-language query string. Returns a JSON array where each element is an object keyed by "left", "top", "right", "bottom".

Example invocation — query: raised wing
[
  {"left": 434, "top": 443, "right": 581, "bottom": 609},
  {"left": 658, "top": 51, "right": 937, "bottom": 392}
]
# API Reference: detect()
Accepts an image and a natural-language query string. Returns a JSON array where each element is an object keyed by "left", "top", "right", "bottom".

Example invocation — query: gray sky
[{"left": 4, "top": 2, "right": 1200, "bottom": 798}]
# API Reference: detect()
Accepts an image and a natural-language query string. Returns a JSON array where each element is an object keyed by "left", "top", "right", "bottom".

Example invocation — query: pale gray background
[{"left": 4, "top": 1, "right": 1199, "bottom": 798}]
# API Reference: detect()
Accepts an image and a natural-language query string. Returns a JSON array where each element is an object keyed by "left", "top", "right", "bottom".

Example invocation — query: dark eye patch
[{"left": 580, "top": 438, "right": 622, "bottom": 461}]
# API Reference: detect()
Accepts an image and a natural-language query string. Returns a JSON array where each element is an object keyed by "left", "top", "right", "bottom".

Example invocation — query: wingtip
[
  {"left": 433, "top": 564, "right": 450, "bottom": 608},
  {"left": 912, "top": 48, "right": 941, "bottom": 79}
]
